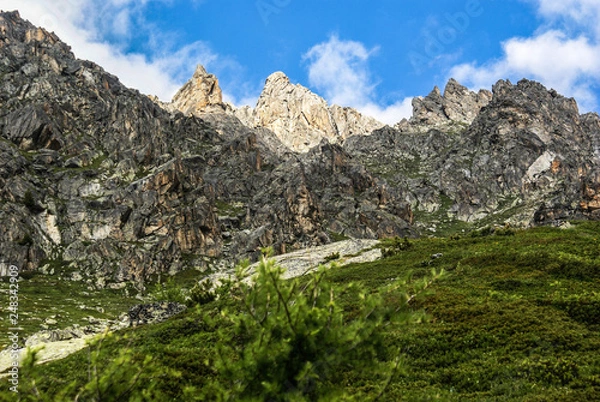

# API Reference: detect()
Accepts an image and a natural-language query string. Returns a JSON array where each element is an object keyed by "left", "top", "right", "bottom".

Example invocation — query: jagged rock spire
[
  {"left": 243, "top": 72, "right": 384, "bottom": 152},
  {"left": 405, "top": 78, "right": 492, "bottom": 129},
  {"left": 171, "top": 64, "right": 224, "bottom": 115}
]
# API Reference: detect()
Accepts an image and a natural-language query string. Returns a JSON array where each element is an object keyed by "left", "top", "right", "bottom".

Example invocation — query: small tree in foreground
[{"left": 194, "top": 251, "right": 445, "bottom": 401}]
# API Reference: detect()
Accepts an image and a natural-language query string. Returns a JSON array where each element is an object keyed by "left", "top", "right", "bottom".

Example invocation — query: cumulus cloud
[
  {"left": 359, "top": 99, "right": 414, "bottom": 126},
  {"left": 533, "top": 0, "right": 600, "bottom": 38},
  {"left": 448, "top": 0, "right": 600, "bottom": 112},
  {"left": 0, "top": 0, "right": 229, "bottom": 102},
  {"left": 303, "top": 35, "right": 413, "bottom": 124}
]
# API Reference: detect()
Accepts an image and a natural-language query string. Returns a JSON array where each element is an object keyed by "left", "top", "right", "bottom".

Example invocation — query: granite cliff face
[
  {"left": 0, "top": 11, "right": 412, "bottom": 287},
  {"left": 346, "top": 79, "right": 600, "bottom": 232},
  {"left": 1, "top": 10, "right": 599, "bottom": 288}
]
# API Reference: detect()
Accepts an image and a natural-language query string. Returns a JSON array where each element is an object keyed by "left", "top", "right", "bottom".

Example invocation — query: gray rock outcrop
[
  {"left": 397, "top": 78, "right": 492, "bottom": 132},
  {"left": 347, "top": 79, "right": 600, "bottom": 230},
  {"left": 128, "top": 302, "right": 187, "bottom": 327},
  {"left": 0, "top": 11, "right": 413, "bottom": 287}
]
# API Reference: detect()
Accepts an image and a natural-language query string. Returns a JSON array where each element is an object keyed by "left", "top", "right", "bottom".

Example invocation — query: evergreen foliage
[{"left": 194, "top": 252, "right": 443, "bottom": 400}]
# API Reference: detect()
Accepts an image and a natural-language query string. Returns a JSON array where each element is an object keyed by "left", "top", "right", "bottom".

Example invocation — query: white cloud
[
  {"left": 532, "top": 0, "right": 600, "bottom": 38},
  {"left": 303, "top": 35, "right": 376, "bottom": 106},
  {"left": 0, "top": 0, "right": 226, "bottom": 102},
  {"left": 303, "top": 35, "right": 413, "bottom": 124},
  {"left": 359, "top": 99, "right": 414, "bottom": 125},
  {"left": 448, "top": 1, "right": 600, "bottom": 112}
]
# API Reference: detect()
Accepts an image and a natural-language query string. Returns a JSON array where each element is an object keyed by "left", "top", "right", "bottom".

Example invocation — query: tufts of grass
[
  {"left": 0, "top": 272, "right": 139, "bottom": 345},
  {"left": 1, "top": 222, "right": 599, "bottom": 400}
]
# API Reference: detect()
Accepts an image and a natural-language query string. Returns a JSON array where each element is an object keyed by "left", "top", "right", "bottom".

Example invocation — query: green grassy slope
[
  {"left": 3, "top": 223, "right": 600, "bottom": 400},
  {"left": 0, "top": 273, "right": 140, "bottom": 347}
]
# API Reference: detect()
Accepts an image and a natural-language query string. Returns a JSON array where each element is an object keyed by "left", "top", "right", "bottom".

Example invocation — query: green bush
[
  {"left": 0, "top": 333, "right": 175, "bottom": 401},
  {"left": 23, "top": 190, "right": 36, "bottom": 212},
  {"left": 381, "top": 236, "right": 413, "bottom": 257},
  {"left": 469, "top": 226, "right": 494, "bottom": 238},
  {"left": 494, "top": 227, "right": 516, "bottom": 236},
  {"left": 193, "top": 253, "right": 444, "bottom": 401},
  {"left": 518, "top": 357, "right": 580, "bottom": 386},
  {"left": 187, "top": 279, "right": 216, "bottom": 306},
  {"left": 150, "top": 277, "right": 187, "bottom": 304}
]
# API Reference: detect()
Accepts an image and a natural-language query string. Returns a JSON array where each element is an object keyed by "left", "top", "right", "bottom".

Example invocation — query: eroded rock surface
[
  {"left": 171, "top": 64, "right": 225, "bottom": 114},
  {"left": 397, "top": 79, "right": 492, "bottom": 132},
  {"left": 185, "top": 71, "right": 385, "bottom": 152},
  {"left": 347, "top": 79, "right": 600, "bottom": 229},
  {"left": 0, "top": 11, "right": 412, "bottom": 287}
]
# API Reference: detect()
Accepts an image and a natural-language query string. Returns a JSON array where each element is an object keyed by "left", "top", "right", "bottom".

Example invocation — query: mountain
[
  {"left": 170, "top": 64, "right": 226, "bottom": 115},
  {"left": 170, "top": 68, "right": 384, "bottom": 152},
  {"left": 346, "top": 79, "right": 600, "bottom": 233},
  {"left": 0, "top": 11, "right": 412, "bottom": 286},
  {"left": 397, "top": 78, "right": 493, "bottom": 131},
  {"left": 1, "top": 10, "right": 599, "bottom": 287}
]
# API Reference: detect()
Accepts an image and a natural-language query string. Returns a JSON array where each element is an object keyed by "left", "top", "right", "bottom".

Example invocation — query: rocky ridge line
[
  {"left": 170, "top": 68, "right": 385, "bottom": 152},
  {"left": 396, "top": 78, "right": 493, "bottom": 132},
  {"left": 0, "top": 10, "right": 414, "bottom": 287},
  {"left": 345, "top": 78, "right": 600, "bottom": 230}
]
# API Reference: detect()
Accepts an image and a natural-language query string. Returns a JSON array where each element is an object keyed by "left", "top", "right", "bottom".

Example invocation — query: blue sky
[{"left": 3, "top": 0, "right": 600, "bottom": 123}]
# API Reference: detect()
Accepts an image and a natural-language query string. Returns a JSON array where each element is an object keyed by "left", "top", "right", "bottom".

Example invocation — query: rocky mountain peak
[
  {"left": 493, "top": 78, "right": 580, "bottom": 116},
  {"left": 264, "top": 71, "right": 290, "bottom": 86},
  {"left": 443, "top": 78, "right": 492, "bottom": 124},
  {"left": 1, "top": 10, "right": 69, "bottom": 56},
  {"left": 430, "top": 85, "right": 443, "bottom": 97},
  {"left": 171, "top": 64, "right": 224, "bottom": 115},
  {"left": 237, "top": 72, "right": 384, "bottom": 152},
  {"left": 401, "top": 78, "right": 492, "bottom": 131},
  {"left": 169, "top": 67, "right": 384, "bottom": 153},
  {"left": 250, "top": 71, "right": 340, "bottom": 152}
]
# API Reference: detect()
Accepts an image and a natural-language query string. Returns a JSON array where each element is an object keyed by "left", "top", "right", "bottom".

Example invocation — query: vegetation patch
[
  {"left": 0, "top": 272, "right": 139, "bottom": 345},
  {"left": 2, "top": 222, "right": 600, "bottom": 400}
]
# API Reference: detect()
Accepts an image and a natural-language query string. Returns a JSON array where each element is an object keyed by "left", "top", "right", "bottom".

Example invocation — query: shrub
[
  {"left": 194, "top": 253, "right": 444, "bottom": 401},
  {"left": 0, "top": 333, "right": 175, "bottom": 401},
  {"left": 187, "top": 279, "right": 216, "bottom": 306},
  {"left": 518, "top": 357, "right": 580, "bottom": 386},
  {"left": 381, "top": 236, "right": 413, "bottom": 257},
  {"left": 22, "top": 190, "right": 43, "bottom": 213},
  {"left": 494, "top": 227, "right": 516, "bottom": 236},
  {"left": 150, "top": 277, "right": 187, "bottom": 304},
  {"left": 469, "top": 226, "right": 494, "bottom": 238}
]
